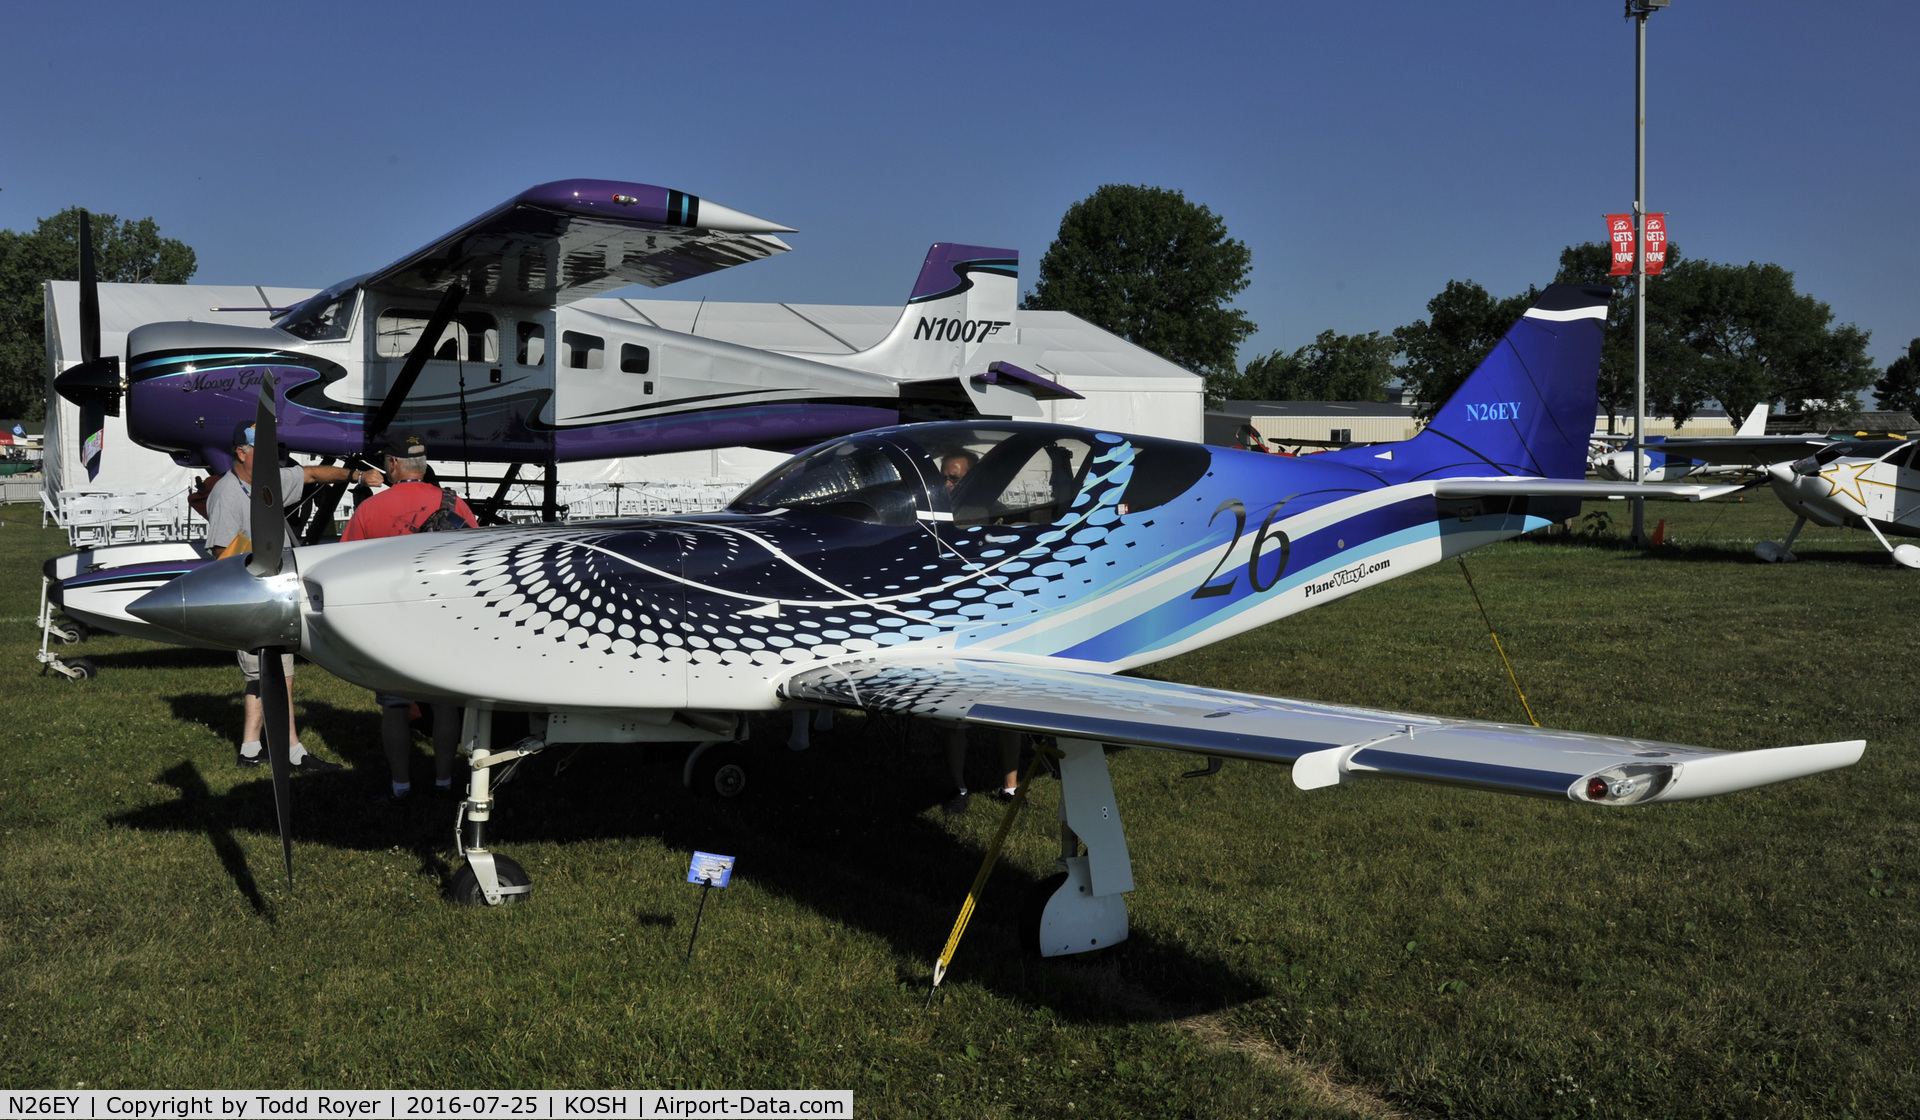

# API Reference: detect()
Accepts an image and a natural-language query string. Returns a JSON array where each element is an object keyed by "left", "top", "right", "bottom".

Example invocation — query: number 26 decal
[{"left": 1191, "top": 499, "right": 1290, "bottom": 599}]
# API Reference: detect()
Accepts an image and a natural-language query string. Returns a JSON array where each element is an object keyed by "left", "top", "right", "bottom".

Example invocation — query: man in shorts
[
  {"left": 204, "top": 421, "right": 380, "bottom": 770},
  {"left": 343, "top": 432, "right": 478, "bottom": 802}
]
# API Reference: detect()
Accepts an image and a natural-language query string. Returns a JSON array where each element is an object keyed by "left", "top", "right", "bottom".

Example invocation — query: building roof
[{"left": 1217, "top": 400, "right": 1417, "bottom": 419}]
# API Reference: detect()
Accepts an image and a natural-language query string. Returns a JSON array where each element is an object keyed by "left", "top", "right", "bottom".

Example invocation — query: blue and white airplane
[{"left": 130, "top": 282, "right": 1863, "bottom": 954}]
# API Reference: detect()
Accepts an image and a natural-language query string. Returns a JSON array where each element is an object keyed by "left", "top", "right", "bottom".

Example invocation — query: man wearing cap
[
  {"left": 204, "top": 420, "right": 381, "bottom": 771},
  {"left": 343, "top": 432, "right": 478, "bottom": 803}
]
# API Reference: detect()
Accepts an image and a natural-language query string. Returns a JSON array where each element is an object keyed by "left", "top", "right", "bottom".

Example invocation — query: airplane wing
[
  {"left": 781, "top": 657, "right": 1861, "bottom": 806},
  {"left": 1431, "top": 478, "right": 1744, "bottom": 501},
  {"left": 355, "top": 178, "right": 795, "bottom": 308},
  {"left": 1634, "top": 436, "right": 1836, "bottom": 465}
]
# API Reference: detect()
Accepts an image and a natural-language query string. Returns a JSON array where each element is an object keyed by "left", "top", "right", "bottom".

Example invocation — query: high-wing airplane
[
  {"left": 129, "top": 283, "right": 1863, "bottom": 956},
  {"left": 1752, "top": 439, "right": 1920, "bottom": 567},
  {"left": 52, "top": 181, "right": 1074, "bottom": 526},
  {"left": 1592, "top": 403, "right": 1781, "bottom": 482}
]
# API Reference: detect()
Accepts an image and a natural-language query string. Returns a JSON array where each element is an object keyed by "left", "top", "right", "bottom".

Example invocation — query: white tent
[{"left": 44, "top": 282, "right": 1202, "bottom": 503}]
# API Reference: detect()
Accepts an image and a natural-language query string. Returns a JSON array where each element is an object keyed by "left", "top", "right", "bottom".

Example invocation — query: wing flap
[{"left": 783, "top": 657, "right": 1861, "bottom": 806}]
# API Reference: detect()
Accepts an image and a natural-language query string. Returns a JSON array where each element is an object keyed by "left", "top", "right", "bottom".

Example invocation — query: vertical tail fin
[
  {"left": 837, "top": 243, "right": 1018, "bottom": 377},
  {"left": 1400, "top": 283, "right": 1612, "bottom": 480},
  {"left": 1735, "top": 401, "right": 1770, "bottom": 437}
]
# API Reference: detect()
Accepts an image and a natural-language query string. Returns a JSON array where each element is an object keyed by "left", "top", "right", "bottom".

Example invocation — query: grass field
[{"left": 1, "top": 495, "right": 1914, "bottom": 1117}]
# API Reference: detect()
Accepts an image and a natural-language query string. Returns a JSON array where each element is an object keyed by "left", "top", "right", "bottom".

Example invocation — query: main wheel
[
  {"left": 689, "top": 743, "right": 750, "bottom": 799},
  {"left": 64, "top": 657, "right": 98, "bottom": 681},
  {"left": 448, "top": 854, "right": 532, "bottom": 906}
]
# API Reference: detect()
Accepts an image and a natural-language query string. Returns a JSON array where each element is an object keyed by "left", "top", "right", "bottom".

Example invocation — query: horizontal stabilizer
[
  {"left": 781, "top": 657, "right": 1862, "bottom": 807},
  {"left": 1432, "top": 478, "right": 1743, "bottom": 502}
]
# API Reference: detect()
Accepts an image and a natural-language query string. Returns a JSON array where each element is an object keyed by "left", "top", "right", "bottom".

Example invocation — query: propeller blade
[
  {"left": 247, "top": 372, "right": 286, "bottom": 577},
  {"left": 77, "top": 401, "right": 104, "bottom": 481},
  {"left": 61, "top": 210, "right": 119, "bottom": 481},
  {"left": 78, "top": 210, "right": 99, "bottom": 366},
  {"left": 257, "top": 643, "right": 296, "bottom": 889},
  {"left": 364, "top": 283, "right": 465, "bottom": 445}
]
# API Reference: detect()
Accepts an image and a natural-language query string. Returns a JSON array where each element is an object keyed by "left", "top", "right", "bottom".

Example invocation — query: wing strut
[{"left": 364, "top": 283, "right": 466, "bottom": 446}]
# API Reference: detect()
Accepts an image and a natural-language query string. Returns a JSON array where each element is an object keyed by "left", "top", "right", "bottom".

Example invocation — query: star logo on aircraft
[{"left": 1819, "top": 460, "right": 1874, "bottom": 505}]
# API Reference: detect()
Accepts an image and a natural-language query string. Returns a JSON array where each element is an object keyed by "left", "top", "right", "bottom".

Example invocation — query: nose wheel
[
  {"left": 449, "top": 707, "right": 545, "bottom": 907},
  {"left": 450, "top": 852, "right": 532, "bottom": 907}
]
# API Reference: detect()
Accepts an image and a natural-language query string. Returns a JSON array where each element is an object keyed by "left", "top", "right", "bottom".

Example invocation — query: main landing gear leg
[
  {"left": 1029, "top": 737, "right": 1134, "bottom": 957},
  {"left": 450, "top": 705, "right": 542, "bottom": 906},
  {"left": 1755, "top": 516, "right": 1807, "bottom": 564},
  {"left": 1856, "top": 515, "right": 1920, "bottom": 569}
]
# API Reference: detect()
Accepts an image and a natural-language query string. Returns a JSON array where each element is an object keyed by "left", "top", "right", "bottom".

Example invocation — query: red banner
[
  {"left": 1606, "top": 213, "right": 1668, "bottom": 276},
  {"left": 1644, "top": 213, "right": 1667, "bottom": 275},
  {"left": 1607, "top": 214, "right": 1635, "bottom": 276}
]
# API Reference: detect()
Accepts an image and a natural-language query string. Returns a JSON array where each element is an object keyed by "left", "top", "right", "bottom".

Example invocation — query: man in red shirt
[{"left": 343, "top": 432, "right": 478, "bottom": 803}]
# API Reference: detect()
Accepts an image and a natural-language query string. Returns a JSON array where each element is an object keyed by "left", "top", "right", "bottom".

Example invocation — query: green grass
[{"left": 0, "top": 496, "right": 1913, "bottom": 1117}]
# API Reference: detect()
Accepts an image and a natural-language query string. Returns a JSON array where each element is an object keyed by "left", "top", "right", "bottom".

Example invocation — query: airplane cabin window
[
  {"left": 279, "top": 289, "right": 358, "bottom": 342},
  {"left": 517, "top": 322, "right": 546, "bottom": 366},
  {"left": 731, "top": 423, "right": 1210, "bottom": 529},
  {"left": 563, "top": 332, "right": 605, "bottom": 370},
  {"left": 621, "top": 344, "right": 651, "bottom": 374},
  {"left": 1885, "top": 444, "right": 1917, "bottom": 469},
  {"left": 948, "top": 436, "right": 1093, "bottom": 528},
  {"left": 375, "top": 309, "right": 498, "bottom": 361},
  {"left": 731, "top": 440, "right": 928, "bottom": 526},
  {"left": 457, "top": 312, "right": 499, "bottom": 362}
]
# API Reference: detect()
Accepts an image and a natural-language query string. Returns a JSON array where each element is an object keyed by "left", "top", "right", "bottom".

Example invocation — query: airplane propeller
[
  {"left": 51, "top": 211, "right": 122, "bottom": 481},
  {"left": 247, "top": 372, "right": 297, "bottom": 887}
]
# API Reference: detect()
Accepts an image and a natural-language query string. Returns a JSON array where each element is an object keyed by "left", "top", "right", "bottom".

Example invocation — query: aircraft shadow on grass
[
  {"left": 1523, "top": 533, "right": 1894, "bottom": 567},
  {"left": 110, "top": 712, "right": 1268, "bottom": 1022}
]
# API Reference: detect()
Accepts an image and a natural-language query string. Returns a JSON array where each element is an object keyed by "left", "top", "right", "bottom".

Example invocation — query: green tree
[
  {"left": 1658, "top": 259, "right": 1874, "bottom": 427},
  {"left": 1555, "top": 240, "right": 1694, "bottom": 430},
  {"left": 1874, "top": 338, "right": 1920, "bottom": 415},
  {"left": 1229, "top": 330, "right": 1398, "bottom": 402},
  {"left": 0, "top": 209, "right": 196, "bottom": 420},
  {"left": 1023, "top": 185, "right": 1255, "bottom": 393},
  {"left": 1391, "top": 280, "right": 1539, "bottom": 420}
]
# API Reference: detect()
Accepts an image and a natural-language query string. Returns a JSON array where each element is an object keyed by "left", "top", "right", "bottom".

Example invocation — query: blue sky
[{"left": 4, "top": 1, "right": 1913, "bottom": 369}]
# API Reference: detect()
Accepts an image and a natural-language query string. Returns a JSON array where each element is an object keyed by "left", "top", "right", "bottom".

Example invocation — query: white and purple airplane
[
  {"left": 129, "top": 282, "right": 1863, "bottom": 955},
  {"left": 53, "top": 180, "right": 1071, "bottom": 500}
]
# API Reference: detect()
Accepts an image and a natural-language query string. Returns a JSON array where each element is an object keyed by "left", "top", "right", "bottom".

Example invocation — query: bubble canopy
[{"left": 730, "top": 422, "right": 1210, "bottom": 528}]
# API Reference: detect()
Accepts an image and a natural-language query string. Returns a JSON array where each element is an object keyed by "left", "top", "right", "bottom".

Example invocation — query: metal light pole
[{"left": 1628, "top": 0, "right": 1667, "bottom": 546}]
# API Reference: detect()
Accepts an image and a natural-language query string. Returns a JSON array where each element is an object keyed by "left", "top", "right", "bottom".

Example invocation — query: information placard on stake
[
  {"left": 688, "top": 851, "right": 735, "bottom": 887},
  {"left": 685, "top": 851, "right": 735, "bottom": 960}
]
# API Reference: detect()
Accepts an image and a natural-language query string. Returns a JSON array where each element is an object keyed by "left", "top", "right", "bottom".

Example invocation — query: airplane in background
[
  {"left": 1591, "top": 413, "right": 1920, "bottom": 567},
  {"left": 130, "top": 282, "right": 1862, "bottom": 956},
  {"left": 1753, "top": 439, "right": 1920, "bottom": 567},
  {"left": 1591, "top": 403, "right": 1788, "bottom": 482},
  {"left": 52, "top": 180, "right": 1075, "bottom": 528}
]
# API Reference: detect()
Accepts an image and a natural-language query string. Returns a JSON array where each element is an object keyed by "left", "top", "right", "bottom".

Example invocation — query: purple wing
[{"left": 357, "top": 178, "right": 795, "bottom": 307}]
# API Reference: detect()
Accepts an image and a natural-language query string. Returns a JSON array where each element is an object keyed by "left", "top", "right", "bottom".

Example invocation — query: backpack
[{"left": 411, "top": 486, "right": 468, "bottom": 533}]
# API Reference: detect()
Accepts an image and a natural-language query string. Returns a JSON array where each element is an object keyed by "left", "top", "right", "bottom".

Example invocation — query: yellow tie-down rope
[
  {"left": 929, "top": 741, "right": 1060, "bottom": 1001},
  {"left": 1456, "top": 557, "right": 1540, "bottom": 727}
]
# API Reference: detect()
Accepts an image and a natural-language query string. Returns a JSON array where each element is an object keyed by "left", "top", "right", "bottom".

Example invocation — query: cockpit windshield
[
  {"left": 275, "top": 279, "right": 364, "bottom": 342},
  {"left": 730, "top": 422, "right": 1210, "bottom": 527}
]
